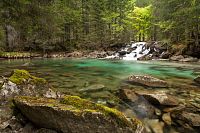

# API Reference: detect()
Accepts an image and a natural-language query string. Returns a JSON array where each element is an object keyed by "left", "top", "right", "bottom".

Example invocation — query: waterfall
[{"left": 106, "top": 42, "right": 150, "bottom": 60}]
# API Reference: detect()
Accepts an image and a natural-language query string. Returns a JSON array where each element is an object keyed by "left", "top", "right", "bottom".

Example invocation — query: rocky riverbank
[
  {"left": 0, "top": 51, "right": 115, "bottom": 59},
  {"left": 0, "top": 41, "right": 200, "bottom": 62},
  {"left": 1, "top": 69, "right": 200, "bottom": 133},
  {"left": 0, "top": 69, "right": 143, "bottom": 133}
]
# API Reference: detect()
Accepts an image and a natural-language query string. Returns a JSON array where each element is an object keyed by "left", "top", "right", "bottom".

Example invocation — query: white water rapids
[{"left": 106, "top": 42, "right": 150, "bottom": 60}]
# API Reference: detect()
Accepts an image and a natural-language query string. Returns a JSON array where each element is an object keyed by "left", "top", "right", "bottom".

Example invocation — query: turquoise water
[
  {"left": 0, "top": 58, "right": 200, "bottom": 99},
  {"left": 1, "top": 58, "right": 200, "bottom": 132}
]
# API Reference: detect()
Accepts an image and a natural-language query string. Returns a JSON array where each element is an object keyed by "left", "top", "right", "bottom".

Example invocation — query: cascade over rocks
[
  {"left": 13, "top": 96, "right": 144, "bottom": 133},
  {"left": 127, "top": 75, "right": 168, "bottom": 88}
]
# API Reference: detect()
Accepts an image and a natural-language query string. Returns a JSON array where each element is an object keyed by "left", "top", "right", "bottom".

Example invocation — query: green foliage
[{"left": 0, "top": 0, "right": 199, "bottom": 52}]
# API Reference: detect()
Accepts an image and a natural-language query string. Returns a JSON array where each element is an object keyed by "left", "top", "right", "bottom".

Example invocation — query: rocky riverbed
[
  {"left": 0, "top": 69, "right": 200, "bottom": 133},
  {"left": 0, "top": 69, "right": 144, "bottom": 133}
]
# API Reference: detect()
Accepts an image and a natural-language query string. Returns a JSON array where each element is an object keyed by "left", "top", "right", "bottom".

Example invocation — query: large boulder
[
  {"left": 13, "top": 96, "right": 144, "bottom": 133},
  {"left": 0, "top": 69, "right": 58, "bottom": 102},
  {"left": 135, "top": 90, "right": 179, "bottom": 106},
  {"left": 171, "top": 110, "right": 200, "bottom": 131},
  {"left": 118, "top": 89, "right": 156, "bottom": 118},
  {"left": 128, "top": 75, "right": 168, "bottom": 88}
]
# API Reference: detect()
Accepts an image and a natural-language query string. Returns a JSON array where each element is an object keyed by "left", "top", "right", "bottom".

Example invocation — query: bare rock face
[
  {"left": 128, "top": 75, "right": 168, "bottom": 88},
  {"left": 13, "top": 96, "right": 144, "bottom": 133}
]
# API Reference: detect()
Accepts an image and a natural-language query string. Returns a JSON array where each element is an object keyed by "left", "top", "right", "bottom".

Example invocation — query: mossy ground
[{"left": 9, "top": 69, "right": 46, "bottom": 85}]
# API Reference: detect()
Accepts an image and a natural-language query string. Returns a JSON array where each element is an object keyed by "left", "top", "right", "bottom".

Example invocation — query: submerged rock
[
  {"left": 162, "top": 113, "right": 172, "bottom": 125},
  {"left": 79, "top": 84, "right": 105, "bottom": 93},
  {"left": 118, "top": 89, "right": 156, "bottom": 119},
  {"left": 128, "top": 75, "right": 168, "bottom": 88},
  {"left": 144, "top": 119, "right": 164, "bottom": 133},
  {"left": 13, "top": 96, "right": 144, "bottom": 133},
  {"left": 194, "top": 76, "right": 200, "bottom": 84}
]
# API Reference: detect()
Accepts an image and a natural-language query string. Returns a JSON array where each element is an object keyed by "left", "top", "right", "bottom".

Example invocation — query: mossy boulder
[
  {"left": 13, "top": 96, "right": 144, "bottom": 133},
  {"left": 0, "top": 70, "right": 53, "bottom": 101},
  {"left": 9, "top": 69, "right": 46, "bottom": 85}
]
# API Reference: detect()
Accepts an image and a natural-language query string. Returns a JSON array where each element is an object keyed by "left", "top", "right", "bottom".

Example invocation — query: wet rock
[
  {"left": 135, "top": 90, "right": 179, "bottom": 106},
  {"left": 128, "top": 75, "right": 168, "bottom": 88},
  {"left": 122, "top": 109, "right": 136, "bottom": 119},
  {"left": 138, "top": 55, "right": 152, "bottom": 61},
  {"left": 0, "top": 116, "right": 23, "bottom": 132},
  {"left": 162, "top": 113, "right": 172, "bottom": 125},
  {"left": 144, "top": 119, "right": 164, "bottom": 133},
  {"left": 87, "top": 51, "right": 107, "bottom": 58},
  {"left": 171, "top": 107, "right": 200, "bottom": 132},
  {"left": 44, "top": 89, "right": 58, "bottom": 98},
  {"left": 118, "top": 89, "right": 156, "bottom": 118},
  {"left": 21, "top": 62, "right": 34, "bottom": 67},
  {"left": 127, "top": 47, "right": 137, "bottom": 54},
  {"left": 118, "top": 89, "right": 139, "bottom": 102},
  {"left": 0, "top": 81, "right": 19, "bottom": 99},
  {"left": 21, "top": 123, "right": 36, "bottom": 133},
  {"left": 79, "top": 84, "right": 105, "bottom": 93},
  {"left": 0, "top": 69, "right": 53, "bottom": 99},
  {"left": 154, "top": 108, "right": 162, "bottom": 116},
  {"left": 163, "top": 105, "right": 185, "bottom": 113},
  {"left": 66, "top": 51, "right": 83, "bottom": 58},
  {"left": 180, "top": 57, "right": 198, "bottom": 62},
  {"left": 13, "top": 96, "right": 144, "bottom": 133},
  {"left": 194, "top": 76, "right": 200, "bottom": 84},
  {"left": 36, "top": 128, "right": 58, "bottom": 133},
  {"left": 170, "top": 55, "right": 184, "bottom": 61},
  {"left": 160, "top": 52, "right": 170, "bottom": 59},
  {"left": 119, "top": 51, "right": 127, "bottom": 56}
]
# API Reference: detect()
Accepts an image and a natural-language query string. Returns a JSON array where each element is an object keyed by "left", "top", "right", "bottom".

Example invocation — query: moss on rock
[
  {"left": 13, "top": 96, "right": 143, "bottom": 133},
  {"left": 9, "top": 69, "right": 46, "bottom": 85},
  {"left": 60, "top": 95, "right": 141, "bottom": 128}
]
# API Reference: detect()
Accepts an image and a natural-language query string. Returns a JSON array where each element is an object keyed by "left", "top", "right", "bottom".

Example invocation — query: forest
[
  {"left": 1, "top": 1, "right": 200, "bottom": 133},
  {"left": 0, "top": 0, "right": 200, "bottom": 56}
]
